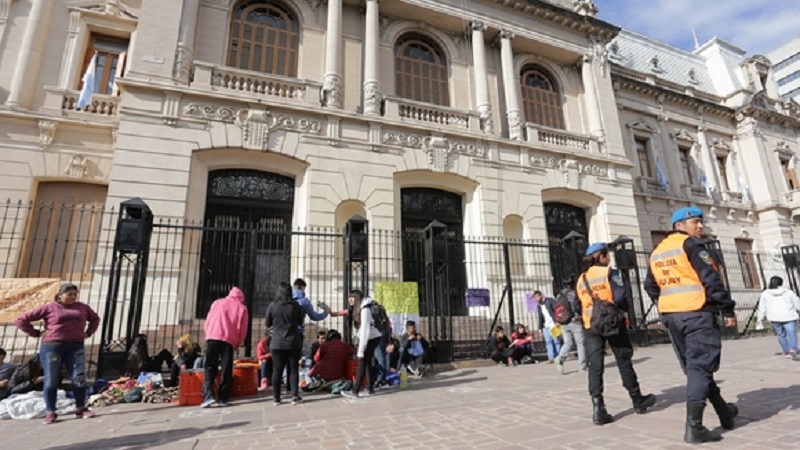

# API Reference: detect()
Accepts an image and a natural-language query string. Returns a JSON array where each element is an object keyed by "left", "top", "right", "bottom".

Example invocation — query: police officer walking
[
  {"left": 578, "top": 242, "right": 657, "bottom": 425},
  {"left": 645, "top": 207, "right": 738, "bottom": 443}
]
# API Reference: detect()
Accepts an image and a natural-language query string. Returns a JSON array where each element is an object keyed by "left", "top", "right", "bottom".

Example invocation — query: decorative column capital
[
  {"left": 500, "top": 30, "right": 514, "bottom": 40},
  {"left": 471, "top": 21, "right": 487, "bottom": 32}
]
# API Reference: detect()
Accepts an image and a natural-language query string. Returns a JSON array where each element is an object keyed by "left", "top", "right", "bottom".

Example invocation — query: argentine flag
[
  {"left": 655, "top": 155, "right": 669, "bottom": 192},
  {"left": 77, "top": 53, "right": 97, "bottom": 109}
]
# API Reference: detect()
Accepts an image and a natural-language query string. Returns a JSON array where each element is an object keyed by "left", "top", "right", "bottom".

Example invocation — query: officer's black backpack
[{"left": 581, "top": 275, "right": 621, "bottom": 337}]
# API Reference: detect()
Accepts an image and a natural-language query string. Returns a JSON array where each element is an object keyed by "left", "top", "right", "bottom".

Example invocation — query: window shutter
[{"left": 112, "top": 51, "right": 127, "bottom": 96}]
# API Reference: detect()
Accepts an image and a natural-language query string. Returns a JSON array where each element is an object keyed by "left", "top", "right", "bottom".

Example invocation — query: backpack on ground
[
  {"left": 553, "top": 293, "right": 574, "bottom": 325},
  {"left": 365, "top": 302, "right": 391, "bottom": 333}
]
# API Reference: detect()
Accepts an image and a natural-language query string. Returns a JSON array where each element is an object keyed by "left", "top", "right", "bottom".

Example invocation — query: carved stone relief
[
  {"left": 38, "top": 120, "right": 58, "bottom": 149},
  {"left": 64, "top": 154, "right": 88, "bottom": 178}
]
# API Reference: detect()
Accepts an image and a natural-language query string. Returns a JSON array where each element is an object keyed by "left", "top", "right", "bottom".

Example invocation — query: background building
[
  {"left": 768, "top": 34, "right": 800, "bottom": 103},
  {"left": 0, "top": 0, "right": 798, "bottom": 362}
]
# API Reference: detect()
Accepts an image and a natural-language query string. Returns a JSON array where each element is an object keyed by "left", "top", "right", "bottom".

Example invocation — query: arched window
[
  {"left": 228, "top": 0, "right": 299, "bottom": 77},
  {"left": 520, "top": 66, "right": 565, "bottom": 129},
  {"left": 394, "top": 34, "right": 449, "bottom": 106}
]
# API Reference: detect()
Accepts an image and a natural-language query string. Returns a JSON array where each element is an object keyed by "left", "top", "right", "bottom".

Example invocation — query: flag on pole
[
  {"left": 77, "top": 52, "right": 98, "bottom": 109},
  {"left": 739, "top": 176, "right": 751, "bottom": 204},
  {"left": 699, "top": 174, "right": 712, "bottom": 199},
  {"left": 655, "top": 155, "right": 669, "bottom": 192}
]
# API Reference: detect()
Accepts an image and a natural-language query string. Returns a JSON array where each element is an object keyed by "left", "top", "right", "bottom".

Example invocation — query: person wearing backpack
[
  {"left": 553, "top": 278, "right": 586, "bottom": 374},
  {"left": 533, "top": 291, "right": 562, "bottom": 364},
  {"left": 577, "top": 242, "right": 656, "bottom": 426},
  {"left": 341, "top": 289, "right": 382, "bottom": 400}
]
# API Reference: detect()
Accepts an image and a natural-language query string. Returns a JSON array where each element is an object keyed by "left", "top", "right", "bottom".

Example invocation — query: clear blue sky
[{"left": 594, "top": 0, "right": 800, "bottom": 56}]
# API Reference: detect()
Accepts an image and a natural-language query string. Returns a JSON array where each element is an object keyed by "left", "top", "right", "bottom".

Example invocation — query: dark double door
[
  {"left": 197, "top": 170, "right": 294, "bottom": 319},
  {"left": 544, "top": 202, "right": 589, "bottom": 291}
]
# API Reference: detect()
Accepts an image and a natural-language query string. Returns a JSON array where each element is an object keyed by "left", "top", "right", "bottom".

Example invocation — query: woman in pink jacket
[
  {"left": 201, "top": 287, "right": 249, "bottom": 408},
  {"left": 16, "top": 283, "right": 100, "bottom": 424}
]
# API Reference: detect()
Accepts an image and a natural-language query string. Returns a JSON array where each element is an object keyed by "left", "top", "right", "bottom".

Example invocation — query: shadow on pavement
[
  {"left": 44, "top": 421, "right": 250, "bottom": 450},
  {"left": 735, "top": 384, "right": 800, "bottom": 423}
]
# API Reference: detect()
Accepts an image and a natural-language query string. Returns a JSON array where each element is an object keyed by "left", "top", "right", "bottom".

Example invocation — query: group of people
[{"left": 490, "top": 206, "right": 742, "bottom": 444}]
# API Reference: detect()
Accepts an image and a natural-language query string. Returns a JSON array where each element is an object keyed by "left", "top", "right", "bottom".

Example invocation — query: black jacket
[
  {"left": 175, "top": 343, "right": 201, "bottom": 368},
  {"left": 644, "top": 231, "right": 736, "bottom": 316},
  {"left": 488, "top": 334, "right": 511, "bottom": 353},
  {"left": 266, "top": 299, "right": 304, "bottom": 350},
  {"left": 8, "top": 360, "right": 43, "bottom": 396},
  {"left": 536, "top": 297, "right": 556, "bottom": 330}
]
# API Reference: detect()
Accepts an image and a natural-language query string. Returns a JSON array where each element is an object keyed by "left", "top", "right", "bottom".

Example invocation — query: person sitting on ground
[
  {"left": 7, "top": 354, "right": 44, "bottom": 397},
  {"left": 510, "top": 323, "right": 533, "bottom": 363},
  {"left": 385, "top": 336, "right": 401, "bottom": 374},
  {"left": 307, "top": 329, "right": 354, "bottom": 390},
  {"left": 124, "top": 334, "right": 174, "bottom": 378},
  {"left": 0, "top": 348, "right": 18, "bottom": 400},
  {"left": 169, "top": 334, "right": 201, "bottom": 387},
  {"left": 488, "top": 326, "right": 517, "bottom": 367},
  {"left": 257, "top": 334, "right": 272, "bottom": 390},
  {"left": 309, "top": 330, "right": 327, "bottom": 368},
  {"left": 400, "top": 321, "right": 430, "bottom": 376}
]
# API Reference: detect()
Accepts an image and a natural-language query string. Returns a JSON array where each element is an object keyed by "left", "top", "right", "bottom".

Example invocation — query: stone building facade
[{"left": 0, "top": 0, "right": 799, "bottom": 334}]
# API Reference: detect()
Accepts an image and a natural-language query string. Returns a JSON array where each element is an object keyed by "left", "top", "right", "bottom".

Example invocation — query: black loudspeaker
[
  {"left": 115, "top": 219, "right": 146, "bottom": 252},
  {"left": 424, "top": 221, "right": 448, "bottom": 264},
  {"left": 346, "top": 233, "right": 368, "bottom": 262},
  {"left": 615, "top": 249, "right": 637, "bottom": 271}
]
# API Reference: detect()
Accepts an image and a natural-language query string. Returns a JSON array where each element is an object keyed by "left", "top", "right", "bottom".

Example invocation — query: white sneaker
[{"left": 555, "top": 358, "right": 565, "bottom": 375}]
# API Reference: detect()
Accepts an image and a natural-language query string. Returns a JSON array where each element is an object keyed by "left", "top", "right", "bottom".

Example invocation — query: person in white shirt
[
  {"left": 757, "top": 276, "right": 800, "bottom": 360},
  {"left": 341, "top": 290, "right": 382, "bottom": 400}
]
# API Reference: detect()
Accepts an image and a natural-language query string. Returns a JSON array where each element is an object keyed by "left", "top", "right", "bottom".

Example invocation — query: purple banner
[
  {"left": 465, "top": 288, "right": 490, "bottom": 307},
  {"left": 524, "top": 292, "right": 538, "bottom": 313}
]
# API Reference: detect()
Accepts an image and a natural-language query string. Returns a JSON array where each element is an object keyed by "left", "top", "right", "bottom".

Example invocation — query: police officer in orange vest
[
  {"left": 645, "top": 206, "right": 738, "bottom": 444},
  {"left": 578, "top": 242, "right": 656, "bottom": 425}
]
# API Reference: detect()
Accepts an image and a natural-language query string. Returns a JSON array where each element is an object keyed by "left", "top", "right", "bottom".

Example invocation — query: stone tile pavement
[{"left": 2, "top": 335, "right": 800, "bottom": 449}]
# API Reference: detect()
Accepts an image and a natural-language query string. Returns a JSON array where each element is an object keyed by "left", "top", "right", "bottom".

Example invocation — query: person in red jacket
[
  {"left": 308, "top": 329, "right": 354, "bottom": 390},
  {"left": 201, "top": 287, "right": 249, "bottom": 408},
  {"left": 16, "top": 283, "right": 100, "bottom": 424},
  {"left": 257, "top": 335, "right": 272, "bottom": 390}
]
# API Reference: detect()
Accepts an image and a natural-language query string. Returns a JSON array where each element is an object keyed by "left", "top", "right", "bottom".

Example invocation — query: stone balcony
[
  {"left": 43, "top": 87, "right": 120, "bottom": 119},
  {"left": 636, "top": 176, "right": 668, "bottom": 195},
  {"left": 383, "top": 96, "right": 480, "bottom": 132},
  {"left": 192, "top": 62, "right": 322, "bottom": 107},
  {"left": 525, "top": 123, "right": 597, "bottom": 153}
]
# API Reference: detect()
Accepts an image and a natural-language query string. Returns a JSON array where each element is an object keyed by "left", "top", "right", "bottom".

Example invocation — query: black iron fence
[{"left": 0, "top": 200, "right": 793, "bottom": 374}]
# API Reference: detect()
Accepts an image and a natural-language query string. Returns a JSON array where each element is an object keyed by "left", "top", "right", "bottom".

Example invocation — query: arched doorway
[
  {"left": 401, "top": 188, "right": 467, "bottom": 316},
  {"left": 544, "top": 202, "right": 588, "bottom": 290},
  {"left": 197, "top": 169, "right": 294, "bottom": 317}
]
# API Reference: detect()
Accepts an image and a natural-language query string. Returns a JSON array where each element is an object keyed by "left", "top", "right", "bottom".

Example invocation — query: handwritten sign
[
  {"left": 0, "top": 278, "right": 60, "bottom": 323},
  {"left": 524, "top": 292, "right": 538, "bottom": 313},
  {"left": 375, "top": 282, "right": 419, "bottom": 335}
]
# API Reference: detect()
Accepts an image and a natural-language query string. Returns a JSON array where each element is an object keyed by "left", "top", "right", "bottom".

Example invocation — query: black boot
[
  {"left": 592, "top": 396, "right": 613, "bottom": 425},
  {"left": 630, "top": 389, "right": 657, "bottom": 414},
  {"left": 684, "top": 403, "right": 722, "bottom": 444},
  {"left": 708, "top": 394, "right": 738, "bottom": 430}
]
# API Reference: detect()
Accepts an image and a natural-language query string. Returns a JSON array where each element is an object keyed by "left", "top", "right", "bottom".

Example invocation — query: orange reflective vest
[
  {"left": 576, "top": 265, "right": 614, "bottom": 330},
  {"left": 649, "top": 233, "right": 706, "bottom": 313}
]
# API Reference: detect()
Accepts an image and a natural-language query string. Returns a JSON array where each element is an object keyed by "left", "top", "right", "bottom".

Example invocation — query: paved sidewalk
[{"left": 3, "top": 335, "right": 799, "bottom": 449}]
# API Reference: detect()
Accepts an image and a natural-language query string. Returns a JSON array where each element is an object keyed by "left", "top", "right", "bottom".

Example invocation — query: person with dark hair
[
  {"left": 267, "top": 282, "right": 305, "bottom": 405},
  {"left": 308, "top": 329, "right": 354, "bottom": 389},
  {"left": 757, "top": 275, "right": 800, "bottom": 359},
  {"left": 645, "top": 206, "right": 738, "bottom": 443},
  {"left": 487, "top": 326, "right": 516, "bottom": 366},
  {"left": 257, "top": 334, "right": 272, "bottom": 390},
  {"left": 400, "top": 320, "right": 430, "bottom": 376},
  {"left": 201, "top": 286, "right": 249, "bottom": 408},
  {"left": 341, "top": 289, "right": 382, "bottom": 400},
  {"left": 555, "top": 276, "right": 586, "bottom": 374},
  {"left": 0, "top": 347, "right": 17, "bottom": 400},
  {"left": 7, "top": 354, "right": 43, "bottom": 398},
  {"left": 510, "top": 323, "right": 533, "bottom": 363},
  {"left": 533, "top": 291, "right": 561, "bottom": 363},
  {"left": 124, "top": 334, "right": 174, "bottom": 377},
  {"left": 308, "top": 330, "right": 328, "bottom": 369},
  {"left": 15, "top": 283, "right": 100, "bottom": 424},
  {"left": 292, "top": 278, "right": 331, "bottom": 334},
  {"left": 579, "top": 243, "right": 656, "bottom": 426}
]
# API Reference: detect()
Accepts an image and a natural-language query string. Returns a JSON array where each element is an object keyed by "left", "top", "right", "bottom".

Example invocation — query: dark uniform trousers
[
  {"left": 584, "top": 323, "right": 641, "bottom": 397},
  {"left": 662, "top": 311, "right": 722, "bottom": 404}
]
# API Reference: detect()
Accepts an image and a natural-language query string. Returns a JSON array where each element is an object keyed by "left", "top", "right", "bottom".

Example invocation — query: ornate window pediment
[
  {"left": 775, "top": 140, "right": 796, "bottom": 161},
  {"left": 68, "top": 0, "right": 138, "bottom": 20},
  {"left": 626, "top": 118, "right": 659, "bottom": 134},
  {"left": 669, "top": 128, "right": 696, "bottom": 143},
  {"left": 709, "top": 138, "right": 732, "bottom": 156}
]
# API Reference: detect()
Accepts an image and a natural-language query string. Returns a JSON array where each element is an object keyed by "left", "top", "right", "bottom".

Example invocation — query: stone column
[
  {"left": 499, "top": 31, "right": 522, "bottom": 140},
  {"left": 0, "top": 0, "right": 15, "bottom": 50},
  {"left": 362, "top": 0, "right": 382, "bottom": 115},
  {"left": 173, "top": 0, "right": 201, "bottom": 85},
  {"left": 6, "top": 0, "right": 52, "bottom": 108},
  {"left": 471, "top": 21, "right": 492, "bottom": 133},
  {"left": 582, "top": 54, "right": 605, "bottom": 144},
  {"left": 321, "top": 0, "right": 343, "bottom": 108}
]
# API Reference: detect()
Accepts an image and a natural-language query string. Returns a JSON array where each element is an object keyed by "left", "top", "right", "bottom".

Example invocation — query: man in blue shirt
[{"left": 293, "top": 278, "right": 331, "bottom": 334}]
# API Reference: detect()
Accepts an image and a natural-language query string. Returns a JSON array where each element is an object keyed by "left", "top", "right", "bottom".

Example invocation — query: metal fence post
[{"left": 501, "top": 242, "right": 515, "bottom": 329}]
